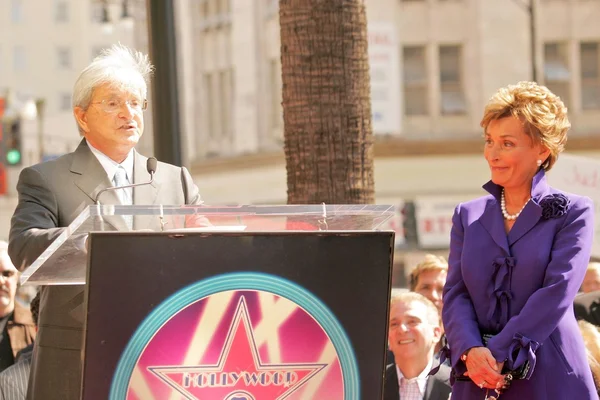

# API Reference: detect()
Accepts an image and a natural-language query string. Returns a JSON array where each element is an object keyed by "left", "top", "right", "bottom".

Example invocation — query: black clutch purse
[{"left": 482, "top": 334, "right": 530, "bottom": 380}]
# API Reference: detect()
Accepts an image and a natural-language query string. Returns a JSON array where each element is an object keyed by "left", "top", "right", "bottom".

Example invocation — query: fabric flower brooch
[{"left": 539, "top": 193, "right": 570, "bottom": 219}]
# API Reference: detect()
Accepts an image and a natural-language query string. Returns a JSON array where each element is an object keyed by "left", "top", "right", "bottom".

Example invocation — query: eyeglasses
[{"left": 91, "top": 98, "right": 148, "bottom": 114}]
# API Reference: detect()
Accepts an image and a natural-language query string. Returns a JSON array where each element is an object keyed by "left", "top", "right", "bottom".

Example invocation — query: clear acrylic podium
[
  {"left": 22, "top": 204, "right": 395, "bottom": 400},
  {"left": 20, "top": 204, "right": 394, "bottom": 286}
]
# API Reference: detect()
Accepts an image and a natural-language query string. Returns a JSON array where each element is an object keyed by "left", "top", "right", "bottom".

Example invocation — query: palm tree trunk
[{"left": 280, "top": 0, "right": 375, "bottom": 204}]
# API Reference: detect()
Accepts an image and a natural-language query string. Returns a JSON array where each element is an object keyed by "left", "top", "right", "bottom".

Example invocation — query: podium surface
[{"left": 21, "top": 204, "right": 393, "bottom": 286}]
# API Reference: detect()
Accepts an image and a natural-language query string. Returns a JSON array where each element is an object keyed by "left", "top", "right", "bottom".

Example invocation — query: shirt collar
[
  {"left": 396, "top": 357, "right": 433, "bottom": 396},
  {"left": 86, "top": 139, "right": 135, "bottom": 183},
  {"left": 482, "top": 168, "right": 548, "bottom": 202}
]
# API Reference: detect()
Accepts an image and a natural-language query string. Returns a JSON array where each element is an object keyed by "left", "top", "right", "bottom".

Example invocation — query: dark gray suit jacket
[
  {"left": 384, "top": 362, "right": 452, "bottom": 400},
  {"left": 8, "top": 140, "right": 203, "bottom": 400}
]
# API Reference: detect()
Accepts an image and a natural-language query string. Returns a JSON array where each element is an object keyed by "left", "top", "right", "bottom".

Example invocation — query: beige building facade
[
  {"left": 187, "top": 0, "right": 600, "bottom": 199},
  {"left": 183, "top": 0, "right": 600, "bottom": 275},
  {"left": 2, "top": 0, "right": 600, "bottom": 260}
]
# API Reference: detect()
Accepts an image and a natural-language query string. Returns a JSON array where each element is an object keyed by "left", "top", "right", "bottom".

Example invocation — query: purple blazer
[{"left": 442, "top": 170, "right": 598, "bottom": 400}]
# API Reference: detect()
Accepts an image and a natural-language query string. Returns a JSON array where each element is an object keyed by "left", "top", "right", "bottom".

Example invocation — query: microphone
[{"left": 94, "top": 157, "right": 157, "bottom": 204}]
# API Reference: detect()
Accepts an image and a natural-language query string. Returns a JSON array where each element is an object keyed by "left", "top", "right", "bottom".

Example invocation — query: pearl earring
[{"left": 536, "top": 160, "right": 542, "bottom": 167}]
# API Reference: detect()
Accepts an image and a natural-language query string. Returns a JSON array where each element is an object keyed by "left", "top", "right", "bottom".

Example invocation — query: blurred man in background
[
  {"left": 582, "top": 262, "right": 600, "bottom": 294},
  {"left": 409, "top": 254, "right": 448, "bottom": 314},
  {"left": 0, "top": 242, "right": 35, "bottom": 374},
  {"left": 384, "top": 292, "right": 451, "bottom": 400},
  {"left": 0, "top": 291, "right": 39, "bottom": 400}
]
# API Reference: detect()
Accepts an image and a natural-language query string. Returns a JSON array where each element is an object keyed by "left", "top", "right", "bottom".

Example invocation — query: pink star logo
[{"left": 148, "top": 296, "right": 327, "bottom": 399}]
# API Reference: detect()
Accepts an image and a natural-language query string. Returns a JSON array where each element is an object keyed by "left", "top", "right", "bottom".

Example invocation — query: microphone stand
[{"left": 94, "top": 157, "right": 158, "bottom": 231}]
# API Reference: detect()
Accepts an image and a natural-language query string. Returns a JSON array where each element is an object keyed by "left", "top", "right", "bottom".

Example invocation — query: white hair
[{"left": 72, "top": 44, "right": 154, "bottom": 132}]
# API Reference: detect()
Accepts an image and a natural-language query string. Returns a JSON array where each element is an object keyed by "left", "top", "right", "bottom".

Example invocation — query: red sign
[{"left": 0, "top": 164, "right": 5, "bottom": 195}]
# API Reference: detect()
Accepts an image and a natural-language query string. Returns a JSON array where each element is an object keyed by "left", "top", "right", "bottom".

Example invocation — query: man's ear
[
  {"left": 432, "top": 325, "right": 442, "bottom": 343},
  {"left": 73, "top": 107, "right": 90, "bottom": 134}
]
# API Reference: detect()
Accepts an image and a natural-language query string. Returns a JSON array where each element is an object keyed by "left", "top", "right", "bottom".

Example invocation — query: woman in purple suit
[{"left": 442, "top": 81, "right": 597, "bottom": 399}]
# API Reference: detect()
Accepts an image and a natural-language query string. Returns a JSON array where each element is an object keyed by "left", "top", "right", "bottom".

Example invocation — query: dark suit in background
[
  {"left": 0, "top": 345, "right": 33, "bottom": 400},
  {"left": 383, "top": 362, "right": 452, "bottom": 400},
  {"left": 574, "top": 290, "right": 600, "bottom": 326}
]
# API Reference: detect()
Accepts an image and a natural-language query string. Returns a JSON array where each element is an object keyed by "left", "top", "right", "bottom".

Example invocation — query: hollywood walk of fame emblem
[
  {"left": 147, "top": 296, "right": 327, "bottom": 399},
  {"left": 111, "top": 273, "right": 359, "bottom": 400}
]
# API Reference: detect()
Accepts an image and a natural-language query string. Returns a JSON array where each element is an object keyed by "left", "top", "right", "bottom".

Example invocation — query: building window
[
  {"left": 55, "top": 1, "right": 69, "bottom": 23},
  {"left": 199, "top": 0, "right": 211, "bottom": 21},
  {"left": 90, "top": 3, "right": 104, "bottom": 23},
  {"left": 60, "top": 92, "right": 72, "bottom": 111},
  {"left": 219, "top": 69, "right": 233, "bottom": 138},
  {"left": 581, "top": 42, "right": 600, "bottom": 110},
  {"left": 13, "top": 46, "right": 26, "bottom": 71},
  {"left": 204, "top": 73, "right": 216, "bottom": 138},
  {"left": 57, "top": 47, "right": 72, "bottom": 69},
  {"left": 544, "top": 43, "right": 570, "bottom": 108},
  {"left": 11, "top": 0, "right": 23, "bottom": 23},
  {"left": 265, "top": 0, "right": 278, "bottom": 18},
  {"left": 214, "top": 0, "right": 231, "bottom": 24},
  {"left": 403, "top": 46, "right": 428, "bottom": 116},
  {"left": 439, "top": 45, "right": 466, "bottom": 115}
]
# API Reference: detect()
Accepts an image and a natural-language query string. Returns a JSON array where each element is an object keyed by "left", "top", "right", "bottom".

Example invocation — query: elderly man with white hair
[{"left": 8, "top": 44, "right": 203, "bottom": 400}]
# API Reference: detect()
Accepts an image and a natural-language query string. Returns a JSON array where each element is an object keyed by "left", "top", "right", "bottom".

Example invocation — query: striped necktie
[{"left": 113, "top": 165, "right": 133, "bottom": 228}]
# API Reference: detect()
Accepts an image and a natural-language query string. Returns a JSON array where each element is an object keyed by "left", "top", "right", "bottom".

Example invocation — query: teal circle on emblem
[{"left": 109, "top": 272, "right": 360, "bottom": 399}]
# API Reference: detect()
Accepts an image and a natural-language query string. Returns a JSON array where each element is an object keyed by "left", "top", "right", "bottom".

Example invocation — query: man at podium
[{"left": 8, "top": 44, "right": 203, "bottom": 400}]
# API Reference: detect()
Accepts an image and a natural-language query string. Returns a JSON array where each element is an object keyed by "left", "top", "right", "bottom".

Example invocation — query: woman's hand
[{"left": 462, "top": 347, "right": 504, "bottom": 389}]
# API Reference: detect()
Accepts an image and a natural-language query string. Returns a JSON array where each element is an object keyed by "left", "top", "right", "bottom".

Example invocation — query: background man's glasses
[{"left": 91, "top": 99, "right": 148, "bottom": 114}]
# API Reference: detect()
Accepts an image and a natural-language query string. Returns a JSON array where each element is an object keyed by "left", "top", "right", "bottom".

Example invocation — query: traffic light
[{"left": 3, "top": 119, "right": 22, "bottom": 166}]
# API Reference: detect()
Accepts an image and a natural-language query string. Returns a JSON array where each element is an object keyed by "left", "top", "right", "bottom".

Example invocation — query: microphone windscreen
[{"left": 147, "top": 157, "right": 158, "bottom": 175}]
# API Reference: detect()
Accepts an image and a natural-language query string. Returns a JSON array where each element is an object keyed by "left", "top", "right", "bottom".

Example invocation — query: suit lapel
[
  {"left": 384, "top": 364, "right": 400, "bottom": 400},
  {"left": 70, "top": 140, "right": 129, "bottom": 232},
  {"left": 71, "top": 140, "right": 115, "bottom": 204},
  {"left": 424, "top": 374, "right": 438, "bottom": 400},
  {"left": 507, "top": 201, "right": 542, "bottom": 246},
  {"left": 132, "top": 150, "right": 160, "bottom": 230},
  {"left": 478, "top": 200, "right": 510, "bottom": 255}
]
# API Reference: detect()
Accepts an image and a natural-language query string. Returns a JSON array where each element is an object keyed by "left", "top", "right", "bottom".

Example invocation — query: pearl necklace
[{"left": 500, "top": 189, "right": 530, "bottom": 221}]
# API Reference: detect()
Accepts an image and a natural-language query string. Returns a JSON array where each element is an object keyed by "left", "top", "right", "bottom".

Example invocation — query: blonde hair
[
  {"left": 480, "top": 81, "right": 570, "bottom": 171},
  {"left": 390, "top": 292, "right": 440, "bottom": 326},
  {"left": 410, "top": 254, "right": 448, "bottom": 291},
  {"left": 579, "top": 320, "right": 600, "bottom": 389}
]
